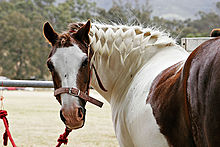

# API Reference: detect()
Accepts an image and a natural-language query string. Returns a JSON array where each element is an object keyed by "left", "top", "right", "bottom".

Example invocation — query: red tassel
[
  {"left": 56, "top": 128, "right": 72, "bottom": 147},
  {"left": 3, "top": 131, "right": 8, "bottom": 146},
  {"left": 0, "top": 110, "right": 16, "bottom": 147}
]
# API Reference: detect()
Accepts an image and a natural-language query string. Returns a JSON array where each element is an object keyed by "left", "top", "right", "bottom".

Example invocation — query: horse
[
  {"left": 43, "top": 20, "right": 220, "bottom": 147},
  {"left": 210, "top": 28, "right": 220, "bottom": 37}
]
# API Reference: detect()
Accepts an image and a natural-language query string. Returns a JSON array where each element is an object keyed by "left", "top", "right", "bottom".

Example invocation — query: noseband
[{"left": 54, "top": 87, "right": 103, "bottom": 107}]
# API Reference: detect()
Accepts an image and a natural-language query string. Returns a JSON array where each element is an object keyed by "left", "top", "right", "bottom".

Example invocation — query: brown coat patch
[{"left": 147, "top": 38, "right": 220, "bottom": 146}]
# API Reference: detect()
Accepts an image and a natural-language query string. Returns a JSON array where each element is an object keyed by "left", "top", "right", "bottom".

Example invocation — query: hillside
[{"left": 90, "top": 0, "right": 219, "bottom": 20}]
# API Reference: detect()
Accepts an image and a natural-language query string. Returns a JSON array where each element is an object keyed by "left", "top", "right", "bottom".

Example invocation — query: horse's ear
[
  {"left": 74, "top": 19, "right": 91, "bottom": 45},
  {"left": 43, "top": 22, "right": 58, "bottom": 46}
]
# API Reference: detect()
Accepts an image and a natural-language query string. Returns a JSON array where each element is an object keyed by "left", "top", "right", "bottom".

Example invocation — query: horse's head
[{"left": 43, "top": 20, "right": 92, "bottom": 129}]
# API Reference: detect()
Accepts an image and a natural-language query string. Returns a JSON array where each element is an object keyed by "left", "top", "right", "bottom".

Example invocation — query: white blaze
[{"left": 51, "top": 45, "right": 87, "bottom": 106}]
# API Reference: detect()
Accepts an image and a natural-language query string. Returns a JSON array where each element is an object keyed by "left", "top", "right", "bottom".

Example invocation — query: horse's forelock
[{"left": 68, "top": 22, "right": 84, "bottom": 33}]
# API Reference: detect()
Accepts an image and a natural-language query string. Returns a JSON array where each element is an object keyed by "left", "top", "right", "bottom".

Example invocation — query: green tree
[
  {"left": 49, "top": 0, "right": 97, "bottom": 31},
  {"left": 1, "top": 0, "right": 220, "bottom": 80},
  {"left": 0, "top": 0, "right": 49, "bottom": 79},
  {"left": 96, "top": 0, "right": 152, "bottom": 25},
  {"left": 0, "top": 0, "right": 99, "bottom": 79}
]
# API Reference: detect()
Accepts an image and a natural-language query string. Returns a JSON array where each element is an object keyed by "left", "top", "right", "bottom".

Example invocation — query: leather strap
[
  {"left": 92, "top": 64, "right": 107, "bottom": 92},
  {"left": 54, "top": 87, "right": 103, "bottom": 108}
]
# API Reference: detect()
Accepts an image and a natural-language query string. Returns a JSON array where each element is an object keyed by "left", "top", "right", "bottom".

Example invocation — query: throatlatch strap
[{"left": 92, "top": 64, "right": 107, "bottom": 92}]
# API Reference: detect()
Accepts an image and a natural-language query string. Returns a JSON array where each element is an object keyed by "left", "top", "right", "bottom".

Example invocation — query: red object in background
[
  {"left": 0, "top": 110, "right": 17, "bottom": 147},
  {"left": 5, "top": 87, "right": 17, "bottom": 90}
]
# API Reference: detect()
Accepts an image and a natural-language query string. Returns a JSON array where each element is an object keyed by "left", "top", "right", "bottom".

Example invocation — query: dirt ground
[{"left": 0, "top": 90, "right": 118, "bottom": 147}]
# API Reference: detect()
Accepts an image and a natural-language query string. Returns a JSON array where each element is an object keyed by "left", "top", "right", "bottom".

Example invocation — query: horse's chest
[
  {"left": 114, "top": 85, "right": 169, "bottom": 146},
  {"left": 112, "top": 58, "right": 187, "bottom": 146}
]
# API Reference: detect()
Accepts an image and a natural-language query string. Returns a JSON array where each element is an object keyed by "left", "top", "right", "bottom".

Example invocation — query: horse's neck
[{"left": 89, "top": 23, "right": 188, "bottom": 104}]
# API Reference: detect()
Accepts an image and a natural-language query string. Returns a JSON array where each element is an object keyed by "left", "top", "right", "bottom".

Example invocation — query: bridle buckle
[
  {"left": 54, "top": 87, "right": 103, "bottom": 108},
  {"left": 68, "top": 88, "right": 72, "bottom": 95},
  {"left": 69, "top": 88, "right": 80, "bottom": 97},
  {"left": 77, "top": 89, "right": 80, "bottom": 96}
]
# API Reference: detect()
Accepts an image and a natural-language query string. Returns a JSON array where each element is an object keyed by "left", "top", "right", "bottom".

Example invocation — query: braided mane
[{"left": 69, "top": 22, "right": 176, "bottom": 66}]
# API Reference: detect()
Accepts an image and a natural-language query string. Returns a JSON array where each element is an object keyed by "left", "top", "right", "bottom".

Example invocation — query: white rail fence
[{"left": 0, "top": 80, "right": 53, "bottom": 88}]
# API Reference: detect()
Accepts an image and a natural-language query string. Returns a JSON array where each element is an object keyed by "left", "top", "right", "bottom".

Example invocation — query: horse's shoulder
[
  {"left": 146, "top": 61, "right": 195, "bottom": 146},
  {"left": 146, "top": 61, "right": 186, "bottom": 127},
  {"left": 147, "top": 61, "right": 184, "bottom": 103}
]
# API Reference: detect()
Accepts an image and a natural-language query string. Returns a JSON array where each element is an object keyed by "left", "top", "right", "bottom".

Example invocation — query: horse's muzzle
[{"left": 60, "top": 107, "right": 86, "bottom": 129}]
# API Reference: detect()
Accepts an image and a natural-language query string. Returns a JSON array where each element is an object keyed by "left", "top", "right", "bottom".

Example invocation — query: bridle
[
  {"left": 52, "top": 44, "right": 107, "bottom": 108},
  {"left": 54, "top": 86, "right": 103, "bottom": 108}
]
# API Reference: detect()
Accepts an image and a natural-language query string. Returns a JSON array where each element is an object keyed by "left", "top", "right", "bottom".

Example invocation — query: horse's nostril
[
  {"left": 78, "top": 108, "right": 83, "bottom": 119},
  {"left": 60, "top": 110, "right": 66, "bottom": 124},
  {"left": 78, "top": 107, "right": 86, "bottom": 120}
]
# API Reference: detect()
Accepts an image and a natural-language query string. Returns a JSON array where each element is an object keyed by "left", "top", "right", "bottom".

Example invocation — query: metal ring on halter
[
  {"left": 68, "top": 88, "right": 80, "bottom": 97},
  {"left": 76, "top": 89, "right": 80, "bottom": 96},
  {"left": 69, "top": 88, "right": 72, "bottom": 95}
]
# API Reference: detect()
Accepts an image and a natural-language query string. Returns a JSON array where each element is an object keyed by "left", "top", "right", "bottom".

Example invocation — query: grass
[{"left": 0, "top": 90, "right": 118, "bottom": 147}]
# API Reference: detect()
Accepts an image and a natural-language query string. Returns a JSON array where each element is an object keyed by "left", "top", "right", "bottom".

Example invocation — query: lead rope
[
  {"left": 0, "top": 82, "right": 16, "bottom": 147},
  {"left": 56, "top": 127, "right": 72, "bottom": 147},
  {"left": 55, "top": 72, "right": 91, "bottom": 147}
]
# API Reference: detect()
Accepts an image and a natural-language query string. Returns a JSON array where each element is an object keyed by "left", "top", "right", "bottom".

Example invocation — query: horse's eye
[
  {"left": 61, "top": 38, "right": 66, "bottom": 45},
  {"left": 47, "top": 60, "right": 54, "bottom": 72},
  {"left": 82, "top": 58, "right": 88, "bottom": 67}
]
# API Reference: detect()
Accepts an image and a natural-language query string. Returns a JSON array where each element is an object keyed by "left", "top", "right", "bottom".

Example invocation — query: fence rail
[
  {"left": 0, "top": 80, "right": 54, "bottom": 88},
  {"left": 181, "top": 37, "right": 213, "bottom": 52}
]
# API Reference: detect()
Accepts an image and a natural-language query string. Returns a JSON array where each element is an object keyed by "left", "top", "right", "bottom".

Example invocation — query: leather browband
[{"left": 54, "top": 87, "right": 103, "bottom": 108}]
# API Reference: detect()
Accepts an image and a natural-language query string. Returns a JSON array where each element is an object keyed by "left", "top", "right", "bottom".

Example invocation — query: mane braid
[{"left": 68, "top": 23, "right": 176, "bottom": 66}]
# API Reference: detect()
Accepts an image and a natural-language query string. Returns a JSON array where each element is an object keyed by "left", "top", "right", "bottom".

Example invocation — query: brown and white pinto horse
[{"left": 43, "top": 20, "right": 220, "bottom": 146}]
